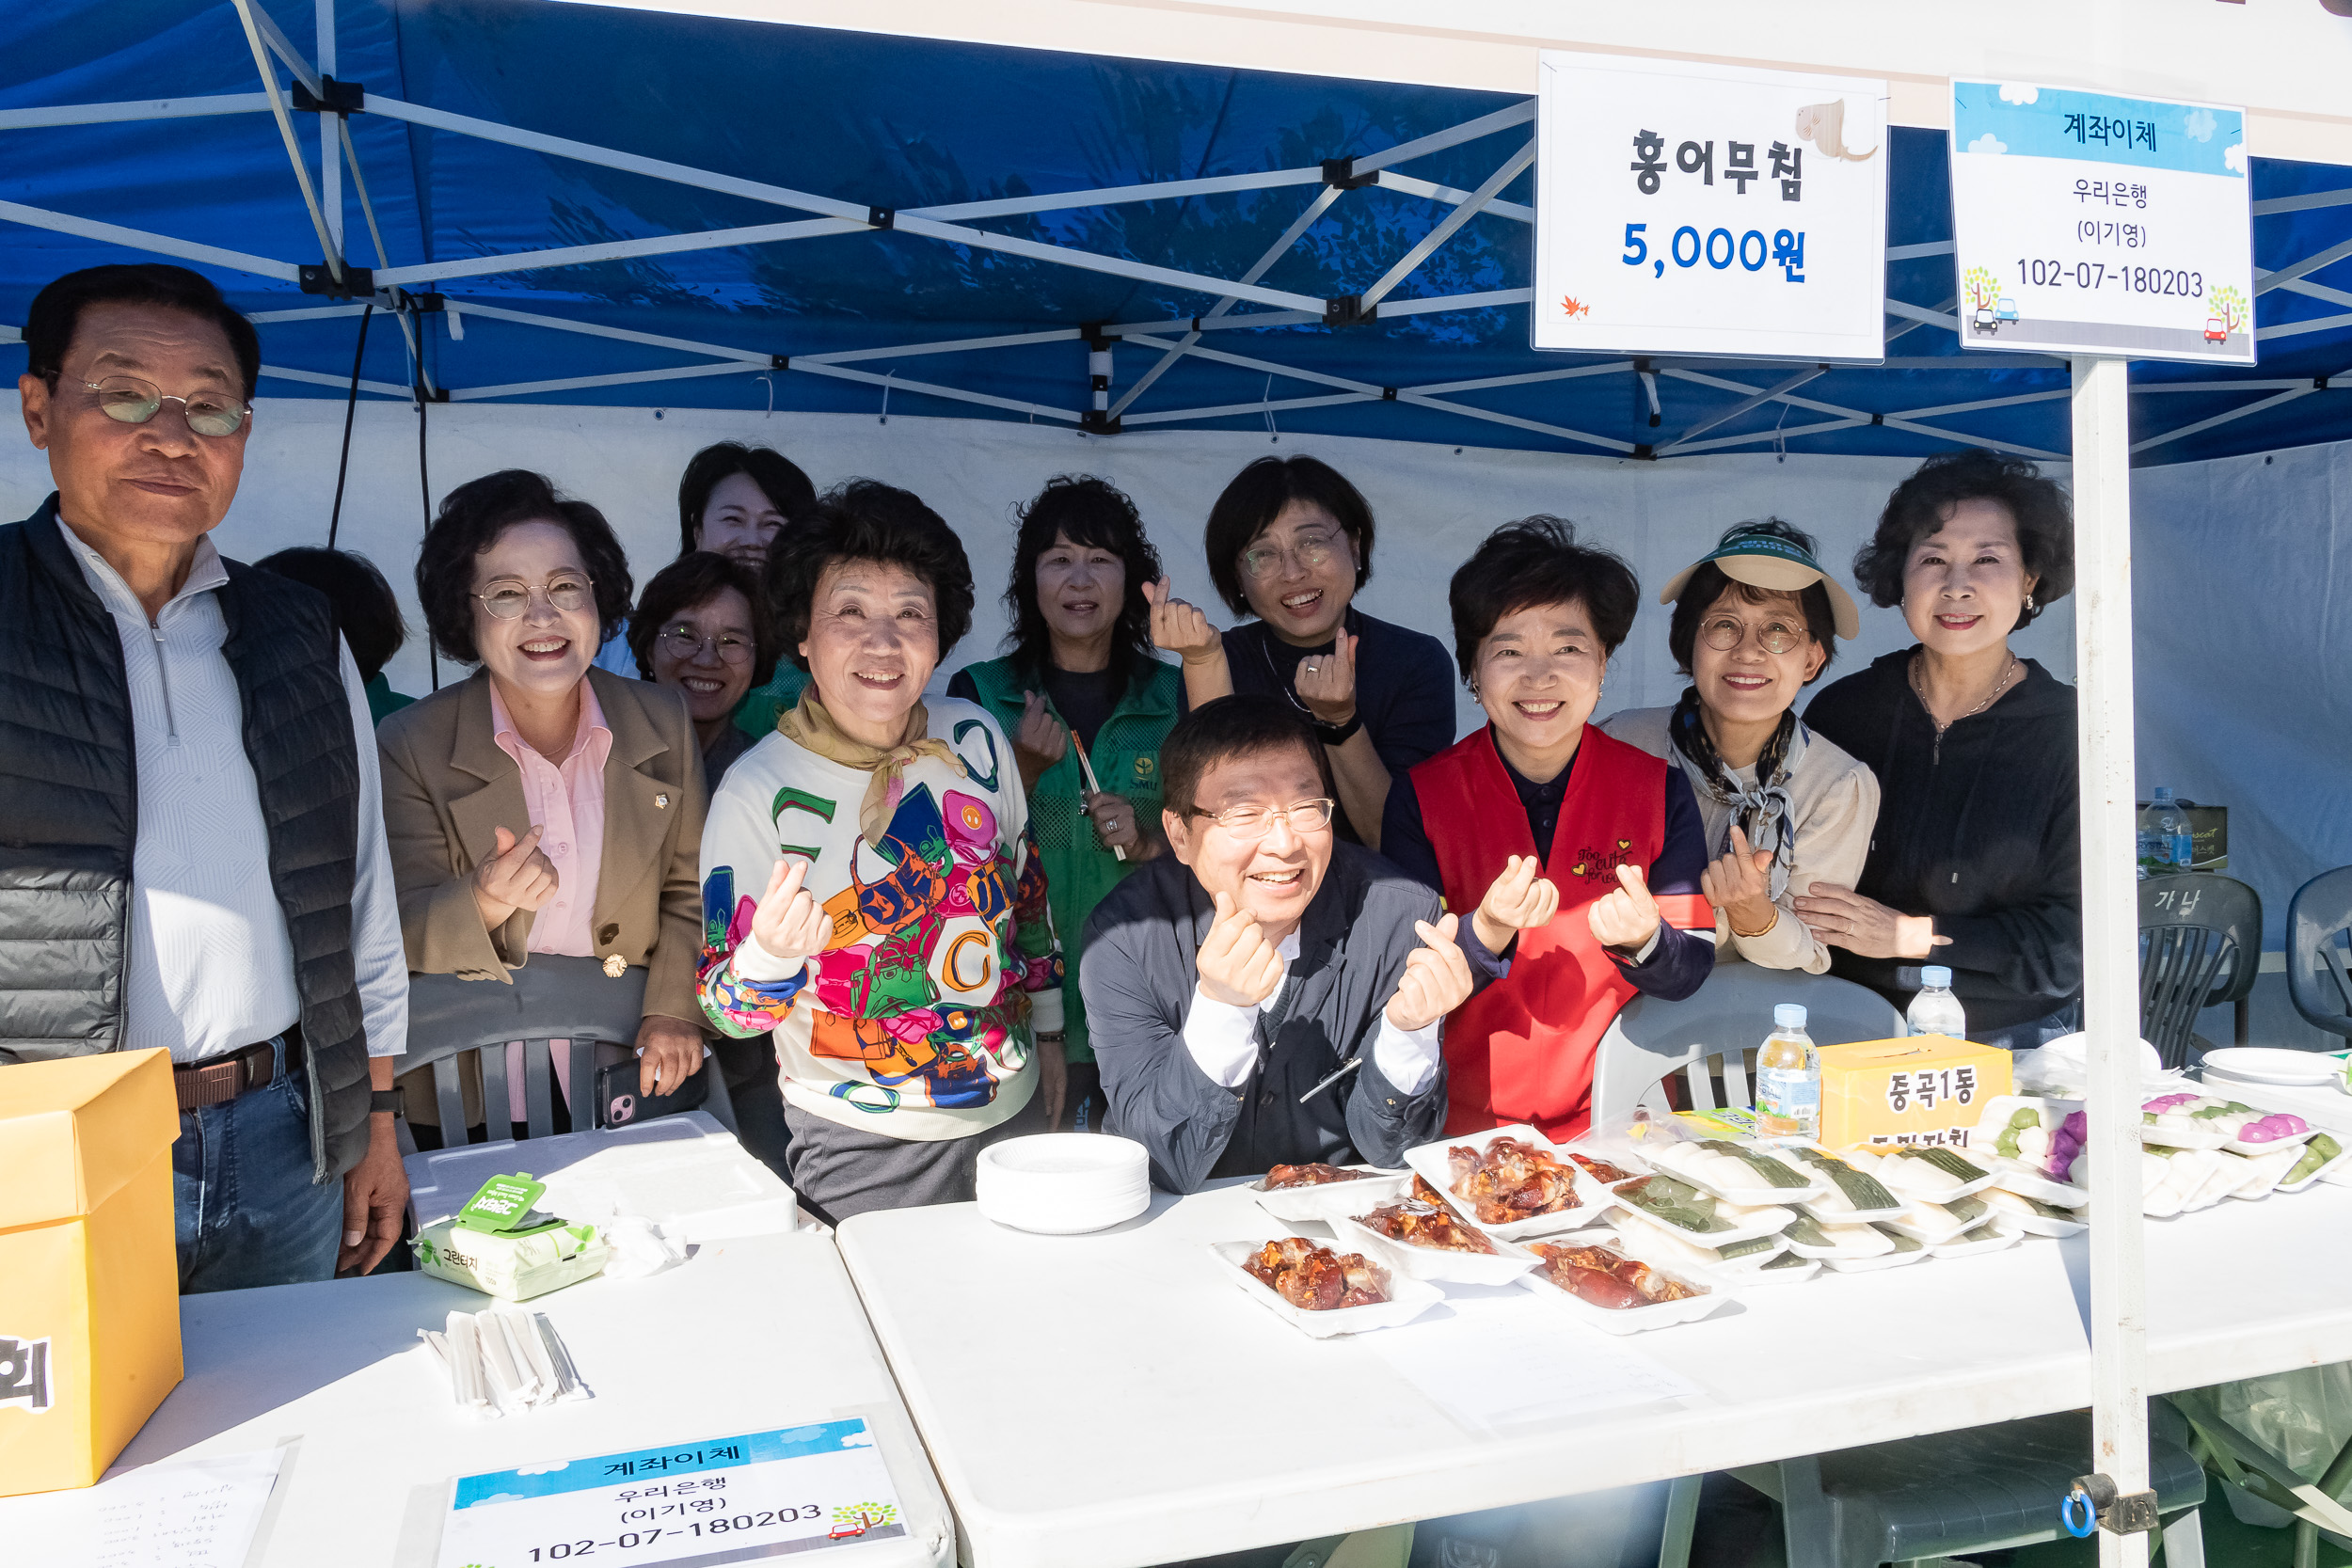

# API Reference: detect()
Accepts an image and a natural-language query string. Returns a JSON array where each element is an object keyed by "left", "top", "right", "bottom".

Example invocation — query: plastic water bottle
[
  {"left": 1755, "top": 1004, "right": 1820, "bottom": 1144},
  {"left": 1906, "top": 965, "right": 1968, "bottom": 1039},
  {"left": 2150, "top": 786, "right": 2190, "bottom": 870}
]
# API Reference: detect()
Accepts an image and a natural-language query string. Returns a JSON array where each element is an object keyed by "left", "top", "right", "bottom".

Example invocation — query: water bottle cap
[
  {"left": 2153, "top": 786, "right": 2174, "bottom": 804},
  {"left": 1921, "top": 965, "right": 1952, "bottom": 988},
  {"left": 1773, "top": 1004, "right": 1807, "bottom": 1029}
]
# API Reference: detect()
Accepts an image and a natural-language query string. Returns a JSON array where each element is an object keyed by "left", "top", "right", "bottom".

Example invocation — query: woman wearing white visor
[{"left": 1601, "top": 520, "right": 1878, "bottom": 972}]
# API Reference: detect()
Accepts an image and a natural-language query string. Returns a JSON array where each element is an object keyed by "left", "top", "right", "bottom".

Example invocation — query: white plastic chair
[{"left": 1589, "top": 963, "right": 1905, "bottom": 1128}]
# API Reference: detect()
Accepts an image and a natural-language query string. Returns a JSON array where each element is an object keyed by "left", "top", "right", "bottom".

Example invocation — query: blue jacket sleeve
[{"left": 1609, "top": 767, "right": 1712, "bottom": 1001}]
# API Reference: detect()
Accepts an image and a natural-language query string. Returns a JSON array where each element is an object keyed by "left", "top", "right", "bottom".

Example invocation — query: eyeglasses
[
  {"left": 1239, "top": 532, "right": 1343, "bottom": 581},
  {"left": 78, "top": 375, "right": 250, "bottom": 437},
  {"left": 1699, "top": 615, "right": 1806, "bottom": 656},
  {"left": 659, "top": 624, "right": 753, "bottom": 665},
  {"left": 476, "top": 577, "right": 595, "bottom": 619},
  {"left": 1189, "top": 797, "right": 1336, "bottom": 839}
]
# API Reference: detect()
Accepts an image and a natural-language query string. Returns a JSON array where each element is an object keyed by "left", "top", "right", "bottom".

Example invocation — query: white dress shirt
[
  {"left": 61, "top": 517, "right": 407, "bottom": 1065},
  {"left": 1182, "top": 928, "right": 1443, "bottom": 1097}
]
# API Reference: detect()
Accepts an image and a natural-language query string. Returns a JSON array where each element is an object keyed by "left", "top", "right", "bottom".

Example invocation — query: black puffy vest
[{"left": 0, "top": 496, "right": 373, "bottom": 1182}]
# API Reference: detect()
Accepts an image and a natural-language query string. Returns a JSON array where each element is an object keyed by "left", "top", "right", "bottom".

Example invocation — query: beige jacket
[
  {"left": 1599, "top": 705, "right": 1879, "bottom": 974},
  {"left": 377, "top": 667, "right": 708, "bottom": 1024}
]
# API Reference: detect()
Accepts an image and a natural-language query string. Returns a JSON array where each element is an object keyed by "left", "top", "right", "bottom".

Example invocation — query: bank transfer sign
[
  {"left": 1949, "top": 82, "right": 2253, "bottom": 365},
  {"left": 1533, "top": 52, "right": 1888, "bottom": 362}
]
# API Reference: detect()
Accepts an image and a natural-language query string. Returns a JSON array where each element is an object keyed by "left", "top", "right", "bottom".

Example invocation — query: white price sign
[
  {"left": 1949, "top": 82, "right": 2253, "bottom": 364},
  {"left": 1533, "top": 51, "right": 1887, "bottom": 362},
  {"left": 433, "top": 1419, "right": 905, "bottom": 1568}
]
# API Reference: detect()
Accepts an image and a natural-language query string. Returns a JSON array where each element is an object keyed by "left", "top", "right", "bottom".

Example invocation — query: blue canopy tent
[
  {"left": 4, "top": 0, "right": 2348, "bottom": 464},
  {"left": 7, "top": 8, "right": 2352, "bottom": 1563}
]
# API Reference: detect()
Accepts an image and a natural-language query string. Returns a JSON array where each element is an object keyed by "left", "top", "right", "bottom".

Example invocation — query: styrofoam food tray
[
  {"left": 1883, "top": 1198, "right": 1990, "bottom": 1246},
  {"left": 1641, "top": 1139, "right": 1831, "bottom": 1208},
  {"left": 1403, "top": 1124, "right": 1615, "bottom": 1242},
  {"left": 1609, "top": 1176, "right": 1797, "bottom": 1247},
  {"left": 1930, "top": 1222, "right": 2024, "bottom": 1259},
  {"left": 1778, "top": 1218, "right": 1895, "bottom": 1262},
  {"left": 2201, "top": 1047, "right": 2344, "bottom": 1087},
  {"left": 1209, "top": 1241, "right": 1443, "bottom": 1338},
  {"left": 1822, "top": 1230, "right": 1932, "bottom": 1273},
  {"left": 1606, "top": 1216, "right": 1787, "bottom": 1282},
  {"left": 1249, "top": 1167, "right": 1412, "bottom": 1224},
  {"left": 1855, "top": 1148, "right": 1999, "bottom": 1201},
  {"left": 1515, "top": 1241, "right": 1731, "bottom": 1335},
  {"left": 2278, "top": 1136, "right": 2352, "bottom": 1195},
  {"left": 1976, "top": 1189, "right": 2087, "bottom": 1237},
  {"left": 1787, "top": 1148, "right": 1910, "bottom": 1225},
  {"left": 1986, "top": 1157, "right": 2091, "bottom": 1210},
  {"left": 1739, "top": 1255, "right": 1822, "bottom": 1286},
  {"left": 1330, "top": 1211, "right": 1537, "bottom": 1287}
]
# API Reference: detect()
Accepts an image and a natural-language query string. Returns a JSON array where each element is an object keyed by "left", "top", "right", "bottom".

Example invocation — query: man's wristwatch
[
  {"left": 370, "top": 1089, "right": 405, "bottom": 1116},
  {"left": 1311, "top": 711, "right": 1363, "bottom": 746}
]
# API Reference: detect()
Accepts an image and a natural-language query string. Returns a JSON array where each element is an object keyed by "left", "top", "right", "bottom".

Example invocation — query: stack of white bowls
[{"left": 976, "top": 1134, "right": 1151, "bottom": 1234}]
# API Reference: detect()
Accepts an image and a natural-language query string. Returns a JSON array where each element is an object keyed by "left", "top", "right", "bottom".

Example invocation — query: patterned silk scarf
[
  {"left": 1667, "top": 695, "right": 1808, "bottom": 902},
  {"left": 779, "top": 689, "right": 966, "bottom": 850}
]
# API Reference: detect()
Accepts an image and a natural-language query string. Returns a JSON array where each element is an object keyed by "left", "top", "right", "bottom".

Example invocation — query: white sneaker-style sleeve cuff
[
  {"left": 1183, "top": 986, "right": 1265, "bottom": 1090},
  {"left": 1371, "top": 1013, "right": 1443, "bottom": 1098}
]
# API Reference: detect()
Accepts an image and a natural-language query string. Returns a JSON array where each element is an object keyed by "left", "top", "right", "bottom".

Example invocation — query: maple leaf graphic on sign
[{"left": 1560, "top": 295, "right": 1591, "bottom": 319}]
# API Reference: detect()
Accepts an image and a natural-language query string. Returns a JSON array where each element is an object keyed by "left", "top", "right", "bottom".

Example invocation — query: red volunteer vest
[{"left": 1411, "top": 726, "right": 1713, "bottom": 1141}]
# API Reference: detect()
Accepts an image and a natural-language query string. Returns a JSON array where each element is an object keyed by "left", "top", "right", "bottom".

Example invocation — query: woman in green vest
[{"left": 948, "top": 475, "right": 1182, "bottom": 1132}]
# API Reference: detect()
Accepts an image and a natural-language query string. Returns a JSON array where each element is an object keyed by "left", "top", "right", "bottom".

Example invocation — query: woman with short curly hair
[
  {"left": 698, "top": 480, "right": 1065, "bottom": 1223},
  {"left": 947, "top": 475, "right": 1181, "bottom": 1131},
  {"left": 1798, "top": 450, "right": 2084, "bottom": 1048},
  {"left": 380, "top": 469, "right": 710, "bottom": 1136}
]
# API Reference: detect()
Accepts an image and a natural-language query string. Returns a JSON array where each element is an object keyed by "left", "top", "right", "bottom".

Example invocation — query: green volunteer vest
[
  {"left": 732, "top": 662, "right": 811, "bottom": 739},
  {"left": 958, "top": 655, "right": 1181, "bottom": 1062}
]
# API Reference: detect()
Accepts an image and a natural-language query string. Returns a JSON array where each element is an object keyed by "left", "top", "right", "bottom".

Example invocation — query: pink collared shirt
[{"left": 488, "top": 678, "right": 613, "bottom": 957}]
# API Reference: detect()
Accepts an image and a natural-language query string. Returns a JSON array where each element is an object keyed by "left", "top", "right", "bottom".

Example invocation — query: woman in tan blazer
[{"left": 380, "top": 471, "right": 707, "bottom": 1131}]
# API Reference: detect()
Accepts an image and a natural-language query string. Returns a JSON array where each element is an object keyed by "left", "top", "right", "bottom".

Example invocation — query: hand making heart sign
[
  {"left": 1586, "top": 862, "right": 1663, "bottom": 954},
  {"left": 1386, "top": 912, "right": 1475, "bottom": 1033},
  {"left": 1470, "top": 853, "right": 1561, "bottom": 956},
  {"left": 1293, "top": 630, "right": 1359, "bottom": 727},
  {"left": 1195, "top": 890, "right": 1285, "bottom": 1008}
]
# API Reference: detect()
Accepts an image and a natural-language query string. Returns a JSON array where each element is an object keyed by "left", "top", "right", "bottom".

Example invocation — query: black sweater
[{"left": 1802, "top": 648, "right": 2082, "bottom": 1034}]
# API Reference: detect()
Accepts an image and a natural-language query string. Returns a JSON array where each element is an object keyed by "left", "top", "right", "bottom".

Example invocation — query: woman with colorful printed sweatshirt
[{"left": 696, "top": 482, "right": 1065, "bottom": 1224}]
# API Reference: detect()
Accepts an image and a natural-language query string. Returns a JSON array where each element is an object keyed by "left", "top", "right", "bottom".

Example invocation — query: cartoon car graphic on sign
[
  {"left": 2204, "top": 317, "right": 2228, "bottom": 341},
  {"left": 1973, "top": 306, "right": 1997, "bottom": 332},
  {"left": 1995, "top": 298, "right": 2019, "bottom": 324}
]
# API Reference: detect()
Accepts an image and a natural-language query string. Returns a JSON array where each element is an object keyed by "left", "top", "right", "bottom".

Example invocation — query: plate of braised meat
[
  {"left": 1249, "top": 1162, "right": 1412, "bottom": 1223},
  {"left": 1517, "top": 1239, "right": 1729, "bottom": 1335},
  {"left": 1402, "top": 1125, "right": 1617, "bottom": 1242},
  {"left": 1331, "top": 1177, "right": 1538, "bottom": 1286},
  {"left": 1212, "top": 1237, "right": 1441, "bottom": 1337}
]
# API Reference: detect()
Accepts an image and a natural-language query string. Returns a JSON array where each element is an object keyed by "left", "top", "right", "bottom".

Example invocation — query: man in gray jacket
[{"left": 1081, "top": 696, "right": 1479, "bottom": 1193}]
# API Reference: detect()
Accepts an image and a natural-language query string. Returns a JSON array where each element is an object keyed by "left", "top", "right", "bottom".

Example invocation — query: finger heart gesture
[
  {"left": 1293, "top": 631, "right": 1358, "bottom": 725},
  {"left": 1586, "top": 862, "right": 1662, "bottom": 953},
  {"left": 1142, "top": 577, "right": 1223, "bottom": 664},
  {"left": 1386, "top": 913, "right": 1473, "bottom": 1033},
  {"left": 1471, "top": 853, "right": 1560, "bottom": 955},
  {"left": 1196, "top": 890, "right": 1284, "bottom": 1008},
  {"left": 749, "top": 856, "right": 832, "bottom": 970}
]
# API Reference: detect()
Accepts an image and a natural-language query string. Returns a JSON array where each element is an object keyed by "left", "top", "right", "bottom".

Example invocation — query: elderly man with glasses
[
  {"left": 1080, "top": 695, "right": 1514, "bottom": 1194},
  {"left": 5, "top": 263, "right": 410, "bottom": 1291}
]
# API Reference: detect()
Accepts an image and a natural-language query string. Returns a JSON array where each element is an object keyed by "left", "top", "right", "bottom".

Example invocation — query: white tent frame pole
[
  {"left": 1657, "top": 367, "right": 1826, "bottom": 453},
  {"left": 316, "top": 0, "right": 340, "bottom": 258},
  {"left": 2071, "top": 351, "right": 2152, "bottom": 1568},
  {"left": 0, "top": 198, "right": 301, "bottom": 280},
  {"left": 1360, "top": 139, "right": 1534, "bottom": 309},
  {"left": 1347, "top": 99, "right": 1534, "bottom": 174},
  {"left": 1375, "top": 172, "right": 1534, "bottom": 224},
  {"left": 1660, "top": 365, "right": 2067, "bottom": 460},
  {"left": 228, "top": 0, "right": 342, "bottom": 281},
  {"left": 1110, "top": 184, "right": 1345, "bottom": 419},
  {"left": 0, "top": 94, "right": 270, "bottom": 130}
]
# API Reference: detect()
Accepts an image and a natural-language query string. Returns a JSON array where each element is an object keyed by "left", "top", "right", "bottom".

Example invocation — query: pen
[
  {"left": 1070, "top": 733, "right": 1126, "bottom": 862},
  {"left": 1297, "top": 1055, "right": 1363, "bottom": 1103}
]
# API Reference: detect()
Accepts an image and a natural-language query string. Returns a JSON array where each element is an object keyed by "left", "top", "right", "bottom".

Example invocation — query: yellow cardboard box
[
  {"left": 0, "top": 1050, "right": 183, "bottom": 1496},
  {"left": 1817, "top": 1035, "right": 2013, "bottom": 1150}
]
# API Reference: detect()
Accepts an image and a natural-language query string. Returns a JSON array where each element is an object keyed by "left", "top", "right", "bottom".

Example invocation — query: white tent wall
[{"left": 7, "top": 391, "right": 2341, "bottom": 1043}]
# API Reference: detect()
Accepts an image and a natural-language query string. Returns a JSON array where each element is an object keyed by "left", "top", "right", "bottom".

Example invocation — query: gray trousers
[{"left": 784, "top": 1088, "right": 1049, "bottom": 1226}]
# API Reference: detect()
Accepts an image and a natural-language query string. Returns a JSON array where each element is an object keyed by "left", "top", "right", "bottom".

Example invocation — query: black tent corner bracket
[
  {"left": 867, "top": 207, "right": 895, "bottom": 230},
  {"left": 1325, "top": 294, "right": 1375, "bottom": 328},
  {"left": 298, "top": 262, "right": 375, "bottom": 299},
  {"left": 291, "top": 76, "right": 365, "bottom": 116},
  {"left": 1080, "top": 410, "right": 1122, "bottom": 435},
  {"left": 1320, "top": 156, "right": 1377, "bottom": 191}
]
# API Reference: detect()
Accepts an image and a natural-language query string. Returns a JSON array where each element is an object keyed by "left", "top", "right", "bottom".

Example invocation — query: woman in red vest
[{"left": 1381, "top": 516, "right": 1716, "bottom": 1139}]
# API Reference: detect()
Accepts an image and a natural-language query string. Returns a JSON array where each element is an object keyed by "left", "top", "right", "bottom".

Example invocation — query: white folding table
[
  {"left": 838, "top": 1182, "right": 2098, "bottom": 1568},
  {"left": 0, "top": 1119, "right": 950, "bottom": 1568}
]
